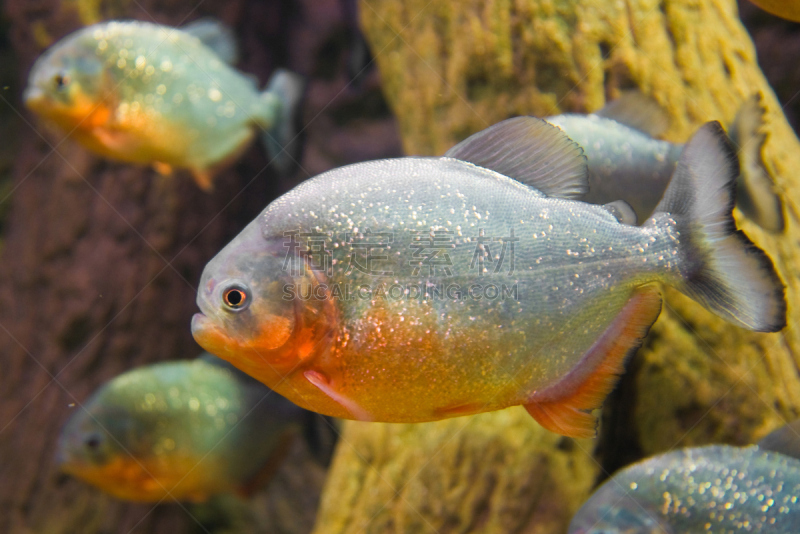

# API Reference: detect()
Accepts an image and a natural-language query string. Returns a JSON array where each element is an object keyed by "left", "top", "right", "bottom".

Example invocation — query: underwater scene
[{"left": 1, "top": 0, "right": 800, "bottom": 532}]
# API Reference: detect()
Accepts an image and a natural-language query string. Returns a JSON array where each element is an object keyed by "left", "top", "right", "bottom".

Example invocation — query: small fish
[
  {"left": 24, "top": 19, "right": 303, "bottom": 190},
  {"left": 191, "top": 117, "right": 785, "bottom": 438},
  {"left": 547, "top": 92, "right": 785, "bottom": 232},
  {"left": 745, "top": 0, "right": 800, "bottom": 22},
  {"left": 57, "top": 354, "right": 310, "bottom": 502},
  {"left": 569, "top": 444, "right": 800, "bottom": 533}
]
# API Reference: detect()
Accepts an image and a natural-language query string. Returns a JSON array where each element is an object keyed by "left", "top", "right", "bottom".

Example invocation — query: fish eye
[
  {"left": 222, "top": 284, "right": 250, "bottom": 312},
  {"left": 84, "top": 433, "right": 102, "bottom": 450},
  {"left": 53, "top": 73, "right": 70, "bottom": 90}
]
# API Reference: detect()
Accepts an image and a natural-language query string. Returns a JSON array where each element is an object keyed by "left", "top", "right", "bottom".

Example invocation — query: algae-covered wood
[
  {"left": 316, "top": 412, "right": 597, "bottom": 534},
  {"left": 313, "top": 0, "right": 800, "bottom": 532}
]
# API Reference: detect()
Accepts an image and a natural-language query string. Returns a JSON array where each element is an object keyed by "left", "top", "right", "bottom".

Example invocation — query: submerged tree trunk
[
  {"left": 0, "top": 0, "right": 401, "bottom": 532},
  {"left": 312, "top": 0, "right": 800, "bottom": 532}
]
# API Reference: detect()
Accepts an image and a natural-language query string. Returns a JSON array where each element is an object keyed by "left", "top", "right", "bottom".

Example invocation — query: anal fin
[{"left": 524, "top": 285, "right": 662, "bottom": 438}]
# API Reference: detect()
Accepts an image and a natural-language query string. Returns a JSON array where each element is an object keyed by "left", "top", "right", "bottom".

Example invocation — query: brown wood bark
[{"left": 0, "top": 1, "right": 401, "bottom": 532}]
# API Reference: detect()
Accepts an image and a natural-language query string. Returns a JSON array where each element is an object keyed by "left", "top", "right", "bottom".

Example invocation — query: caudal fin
[
  {"left": 652, "top": 121, "right": 785, "bottom": 332},
  {"left": 728, "top": 93, "right": 785, "bottom": 233},
  {"left": 261, "top": 69, "right": 305, "bottom": 174}
]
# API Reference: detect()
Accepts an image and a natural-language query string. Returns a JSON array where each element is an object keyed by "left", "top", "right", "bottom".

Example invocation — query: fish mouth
[
  {"left": 54, "top": 447, "right": 68, "bottom": 468},
  {"left": 22, "top": 86, "right": 47, "bottom": 110},
  {"left": 191, "top": 312, "right": 212, "bottom": 339},
  {"left": 53, "top": 445, "right": 83, "bottom": 475},
  {"left": 191, "top": 312, "right": 229, "bottom": 356}
]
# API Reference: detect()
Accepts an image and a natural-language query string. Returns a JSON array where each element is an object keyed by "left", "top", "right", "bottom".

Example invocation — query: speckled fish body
[
  {"left": 569, "top": 445, "right": 800, "bottom": 534},
  {"left": 547, "top": 94, "right": 784, "bottom": 232},
  {"left": 196, "top": 157, "right": 670, "bottom": 425},
  {"left": 57, "top": 354, "right": 306, "bottom": 502},
  {"left": 192, "top": 119, "right": 785, "bottom": 437},
  {"left": 24, "top": 20, "right": 300, "bottom": 189}
]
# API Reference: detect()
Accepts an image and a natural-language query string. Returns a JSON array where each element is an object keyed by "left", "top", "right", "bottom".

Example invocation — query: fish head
[
  {"left": 56, "top": 386, "right": 202, "bottom": 501},
  {"left": 569, "top": 488, "right": 673, "bottom": 534},
  {"left": 192, "top": 220, "right": 336, "bottom": 386},
  {"left": 56, "top": 397, "right": 149, "bottom": 488},
  {"left": 56, "top": 363, "right": 231, "bottom": 502},
  {"left": 24, "top": 30, "right": 109, "bottom": 131}
]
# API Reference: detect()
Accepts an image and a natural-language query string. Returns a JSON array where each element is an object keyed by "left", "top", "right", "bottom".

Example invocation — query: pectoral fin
[
  {"left": 524, "top": 285, "right": 662, "bottom": 438},
  {"left": 152, "top": 161, "right": 174, "bottom": 176},
  {"left": 190, "top": 169, "right": 214, "bottom": 191},
  {"left": 304, "top": 370, "right": 372, "bottom": 421},
  {"left": 92, "top": 127, "right": 133, "bottom": 152}
]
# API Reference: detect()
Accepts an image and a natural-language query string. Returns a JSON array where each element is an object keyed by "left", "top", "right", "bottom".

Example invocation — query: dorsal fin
[
  {"left": 602, "top": 200, "right": 638, "bottom": 225},
  {"left": 183, "top": 18, "right": 239, "bottom": 65},
  {"left": 594, "top": 91, "right": 670, "bottom": 137},
  {"left": 443, "top": 117, "right": 589, "bottom": 199},
  {"left": 758, "top": 420, "right": 800, "bottom": 460}
]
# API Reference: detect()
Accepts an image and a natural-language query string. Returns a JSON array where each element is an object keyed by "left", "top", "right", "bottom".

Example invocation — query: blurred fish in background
[
  {"left": 547, "top": 92, "right": 785, "bottom": 233},
  {"left": 23, "top": 19, "right": 304, "bottom": 190},
  {"left": 569, "top": 420, "right": 800, "bottom": 533},
  {"left": 745, "top": 0, "right": 800, "bottom": 22},
  {"left": 57, "top": 354, "right": 331, "bottom": 503}
]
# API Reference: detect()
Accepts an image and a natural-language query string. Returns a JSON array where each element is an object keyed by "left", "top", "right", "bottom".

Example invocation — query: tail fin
[
  {"left": 261, "top": 69, "right": 305, "bottom": 174},
  {"left": 728, "top": 93, "right": 784, "bottom": 233},
  {"left": 652, "top": 121, "right": 785, "bottom": 332}
]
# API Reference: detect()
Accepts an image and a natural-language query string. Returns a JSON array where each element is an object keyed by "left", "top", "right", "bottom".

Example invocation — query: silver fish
[
  {"left": 24, "top": 19, "right": 303, "bottom": 189},
  {"left": 547, "top": 93, "right": 784, "bottom": 232},
  {"left": 191, "top": 118, "right": 785, "bottom": 437},
  {"left": 57, "top": 354, "right": 310, "bottom": 502},
  {"left": 569, "top": 444, "right": 800, "bottom": 534}
]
